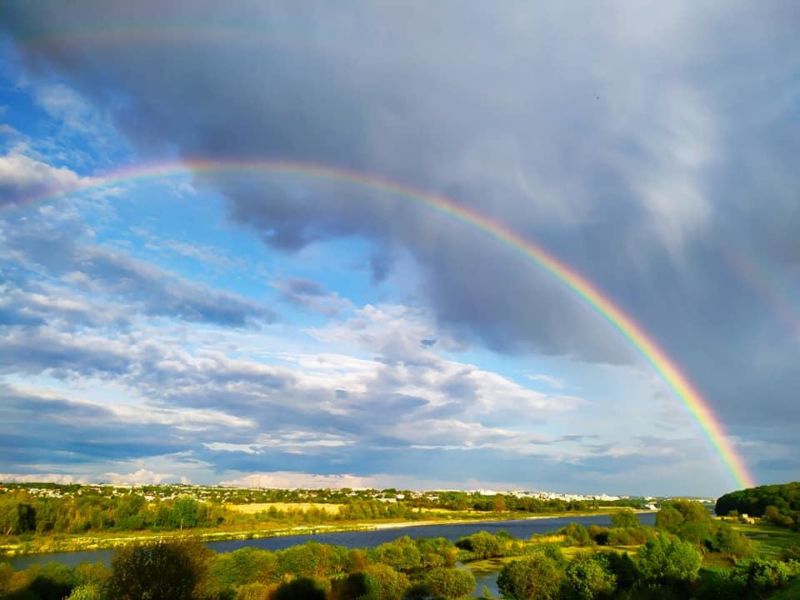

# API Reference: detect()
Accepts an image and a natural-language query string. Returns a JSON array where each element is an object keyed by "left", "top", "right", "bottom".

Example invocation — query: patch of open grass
[
  {"left": 731, "top": 523, "right": 800, "bottom": 559},
  {"left": 226, "top": 502, "right": 344, "bottom": 515},
  {"left": 765, "top": 575, "right": 800, "bottom": 599}
]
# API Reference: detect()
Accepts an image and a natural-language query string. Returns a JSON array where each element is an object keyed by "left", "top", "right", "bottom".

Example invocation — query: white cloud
[
  {"left": 0, "top": 472, "right": 85, "bottom": 484},
  {"left": 0, "top": 152, "right": 96, "bottom": 207},
  {"left": 103, "top": 468, "right": 171, "bottom": 485}
]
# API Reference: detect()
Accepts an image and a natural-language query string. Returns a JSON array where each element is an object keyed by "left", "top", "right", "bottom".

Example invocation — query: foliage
[
  {"left": 65, "top": 584, "right": 105, "bottom": 600},
  {"left": 611, "top": 510, "right": 640, "bottom": 529},
  {"left": 421, "top": 567, "right": 475, "bottom": 600},
  {"left": 780, "top": 542, "right": 800, "bottom": 562},
  {"left": 635, "top": 535, "right": 702, "bottom": 586},
  {"left": 455, "top": 531, "right": 504, "bottom": 559},
  {"left": 497, "top": 554, "right": 563, "bottom": 600},
  {"left": 275, "top": 541, "right": 348, "bottom": 579},
  {"left": 362, "top": 563, "right": 410, "bottom": 600},
  {"left": 606, "top": 527, "right": 653, "bottom": 546},
  {"left": 234, "top": 582, "right": 271, "bottom": 600},
  {"left": 706, "top": 523, "right": 754, "bottom": 557},
  {"left": 654, "top": 508, "right": 683, "bottom": 534},
  {"left": 416, "top": 537, "right": 457, "bottom": 569},
  {"left": 107, "top": 539, "right": 210, "bottom": 600},
  {"left": 271, "top": 577, "right": 327, "bottom": 600},
  {"left": 560, "top": 553, "right": 617, "bottom": 600},
  {"left": 371, "top": 536, "right": 421, "bottom": 572},
  {"left": 559, "top": 523, "right": 593, "bottom": 547},
  {"left": 595, "top": 551, "right": 638, "bottom": 592},
  {"left": 716, "top": 482, "right": 800, "bottom": 529},
  {"left": 209, "top": 547, "right": 277, "bottom": 589}
]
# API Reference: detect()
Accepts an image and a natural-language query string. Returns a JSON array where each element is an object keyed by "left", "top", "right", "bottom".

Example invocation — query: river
[{"left": 7, "top": 512, "right": 656, "bottom": 597}]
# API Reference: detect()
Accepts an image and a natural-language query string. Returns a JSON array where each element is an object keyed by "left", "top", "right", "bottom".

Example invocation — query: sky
[{"left": 0, "top": 1, "right": 798, "bottom": 497}]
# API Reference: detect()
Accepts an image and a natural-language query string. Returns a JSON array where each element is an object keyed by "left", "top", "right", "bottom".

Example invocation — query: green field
[{"left": 732, "top": 522, "right": 800, "bottom": 559}]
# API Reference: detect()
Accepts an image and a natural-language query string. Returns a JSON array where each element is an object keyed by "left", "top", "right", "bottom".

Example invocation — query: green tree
[
  {"left": 107, "top": 539, "right": 210, "bottom": 600},
  {"left": 423, "top": 567, "right": 476, "bottom": 600},
  {"left": 560, "top": 523, "right": 593, "bottom": 546},
  {"left": 276, "top": 542, "right": 348, "bottom": 579},
  {"left": 654, "top": 507, "right": 684, "bottom": 534},
  {"left": 0, "top": 496, "right": 37, "bottom": 536},
  {"left": 210, "top": 547, "right": 277, "bottom": 588},
  {"left": 635, "top": 535, "right": 702, "bottom": 586},
  {"left": 66, "top": 584, "right": 105, "bottom": 600},
  {"left": 272, "top": 577, "right": 327, "bottom": 600},
  {"left": 455, "top": 531, "right": 503, "bottom": 559},
  {"left": 560, "top": 554, "right": 616, "bottom": 600},
  {"left": 497, "top": 555, "right": 563, "bottom": 600},
  {"left": 731, "top": 558, "right": 797, "bottom": 597},
  {"left": 708, "top": 523, "right": 754, "bottom": 557},
  {"left": 363, "top": 564, "right": 410, "bottom": 600},
  {"left": 611, "top": 509, "right": 639, "bottom": 529},
  {"left": 372, "top": 536, "right": 422, "bottom": 572}
]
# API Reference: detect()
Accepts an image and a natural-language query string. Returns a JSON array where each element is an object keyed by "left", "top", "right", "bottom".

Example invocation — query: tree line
[
  {"left": 715, "top": 482, "right": 800, "bottom": 530},
  {"left": 0, "top": 487, "right": 639, "bottom": 538},
  {"left": 1, "top": 502, "right": 798, "bottom": 599}
]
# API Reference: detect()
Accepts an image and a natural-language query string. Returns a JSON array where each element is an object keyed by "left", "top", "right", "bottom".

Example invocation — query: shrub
[
  {"left": 422, "top": 567, "right": 475, "bottom": 600},
  {"left": 271, "top": 577, "right": 327, "bottom": 600},
  {"left": 560, "top": 523, "right": 593, "bottom": 546},
  {"left": 635, "top": 535, "right": 702, "bottom": 587},
  {"left": 107, "top": 539, "right": 210, "bottom": 600},
  {"left": 561, "top": 554, "right": 616, "bottom": 600},
  {"left": 497, "top": 555, "right": 563, "bottom": 600}
]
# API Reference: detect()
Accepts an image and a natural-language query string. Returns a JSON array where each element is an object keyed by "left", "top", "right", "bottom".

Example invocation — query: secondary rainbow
[{"left": 15, "top": 158, "right": 756, "bottom": 489}]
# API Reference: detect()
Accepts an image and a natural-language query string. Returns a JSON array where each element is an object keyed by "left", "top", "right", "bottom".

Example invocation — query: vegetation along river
[{"left": 7, "top": 512, "right": 656, "bottom": 571}]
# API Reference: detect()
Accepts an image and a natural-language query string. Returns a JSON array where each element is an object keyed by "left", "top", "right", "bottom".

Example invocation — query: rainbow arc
[{"left": 14, "top": 158, "right": 755, "bottom": 489}]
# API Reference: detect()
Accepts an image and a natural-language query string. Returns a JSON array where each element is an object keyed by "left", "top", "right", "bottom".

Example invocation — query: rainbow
[{"left": 14, "top": 158, "right": 755, "bottom": 489}]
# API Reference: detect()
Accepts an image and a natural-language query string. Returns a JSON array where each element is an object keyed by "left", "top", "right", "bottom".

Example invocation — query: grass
[
  {"left": 767, "top": 575, "right": 800, "bottom": 599},
  {"left": 731, "top": 522, "right": 800, "bottom": 559},
  {"left": 226, "top": 502, "right": 344, "bottom": 515}
]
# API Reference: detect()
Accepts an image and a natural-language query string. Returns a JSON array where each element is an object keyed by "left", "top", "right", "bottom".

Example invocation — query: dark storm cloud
[
  {"left": 0, "top": 387, "right": 187, "bottom": 466},
  {"left": 2, "top": 0, "right": 800, "bottom": 476}
]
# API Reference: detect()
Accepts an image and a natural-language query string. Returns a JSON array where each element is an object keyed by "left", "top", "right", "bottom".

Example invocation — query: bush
[
  {"left": 271, "top": 577, "right": 327, "bottom": 600},
  {"left": 497, "top": 555, "right": 563, "bottom": 600},
  {"left": 561, "top": 554, "right": 616, "bottom": 600},
  {"left": 422, "top": 567, "right": 475, "bottom": 600},
  {"left": 560, "top": 523, "right": 593, "bottom": 547},
  {"left": 780, "top": 543, "right": 800, "bottom": 562},
  {"left": 211, "top": 547, "right": 277, "bottom": 587},
  {"left": 611, "top": 510, "right": 640, "bottom": 529},
  {"left": 66, "top": 584, "right": 105, "bottom": 600},
  {"left": 635, "top": 535, "right": 702, "bottom": 586},
  {"left": 362, "top": 564, "right": 409, "bottom": 600},
  {"left": 107, "top": 539, "right": 210, "bottom": 600},
  {"left": 455, "top": 531, "right": 504, "bottom": 559},
  {"left": 731, "top": 558, "right": 798, "bottom": 596},
  {"left": 707, "top": 524, "right": 754, "bottom": 557},
  {"left": 587, "top": 525, "right": 609, "bottom": 546},
  {"left": 372, "top": 537, "right": 422, "bottom": 572}
]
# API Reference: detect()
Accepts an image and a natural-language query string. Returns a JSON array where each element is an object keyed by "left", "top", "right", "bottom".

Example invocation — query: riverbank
[{"left": 1, "top": 508, "right": 647, "bottom": 557}]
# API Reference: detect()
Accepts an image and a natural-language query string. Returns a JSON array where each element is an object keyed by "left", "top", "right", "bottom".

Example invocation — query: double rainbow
[{"left": 14, "top": 158, "right": 755, "bottom": 489}]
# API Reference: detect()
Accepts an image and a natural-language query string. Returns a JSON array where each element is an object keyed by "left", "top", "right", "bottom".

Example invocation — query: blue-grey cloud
[
  {"left": 2, "top": 0, "right": 800, "bottom": 487},
  {"left": 1, "top": 207, "right": 275, "bottom": 327}
]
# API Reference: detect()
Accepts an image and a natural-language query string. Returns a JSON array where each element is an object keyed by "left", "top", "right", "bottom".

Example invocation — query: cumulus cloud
[
  {"left": 103, "top": 468, "right": 171, "bottom": 485},
  {"left": 0, "top": 473, "right": 84, "bottom": 484},
  {"left": 3, "top": 1, "right": 800, "bottom": 491},
  {"left": 0, "top": 152, "right": 94, "bottom": 207},
  {"left": 1, "top": 203, "right": 275, "bottom": 327}
]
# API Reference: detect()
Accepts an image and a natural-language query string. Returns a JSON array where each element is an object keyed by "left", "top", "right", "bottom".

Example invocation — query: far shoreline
[{"left": 1, "top": 508, "right": 651, "bottom": 558}]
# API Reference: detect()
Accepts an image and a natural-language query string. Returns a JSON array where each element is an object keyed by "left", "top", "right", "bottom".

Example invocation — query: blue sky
[{"left": 1, "top": 2, "right": 799, "bottom": 496}]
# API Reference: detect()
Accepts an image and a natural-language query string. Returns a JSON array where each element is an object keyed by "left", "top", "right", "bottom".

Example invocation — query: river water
[{"left": 7, "top": 512, "right": 656, "bottom": 597}]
